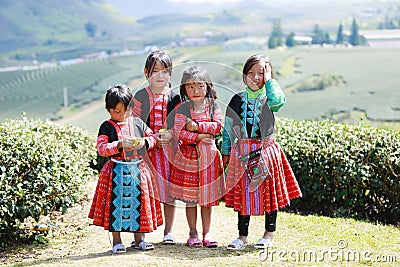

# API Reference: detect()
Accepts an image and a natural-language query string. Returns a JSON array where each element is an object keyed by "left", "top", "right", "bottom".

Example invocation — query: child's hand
[
  {"left": 119, "top": 138, "right": 145, "bottom": 150},
  {"left": 118, "top": 138, "right": 134, "bottom": 148},
  {"left": 131, "top": 138, "right": 145, "bottom": 150},
  {"left": 264, "top": 63, "right": 272, "bottom": 83},
  {"left": 185, "top": 118, "right": 199, "bottom": 132},
  {"left": 156, "top": 130, "right": 172, "bottom": 147},
  {"left": 196, "top": 133, "right": 213, "bottom": 142}
]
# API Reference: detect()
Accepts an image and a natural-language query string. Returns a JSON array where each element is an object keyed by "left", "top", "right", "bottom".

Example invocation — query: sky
[
  {"left": 169, "top": 0, "right": 241, "bottom": 3},
  {"left": 168, "top": 0, "right": 326, "bottom": 3}
]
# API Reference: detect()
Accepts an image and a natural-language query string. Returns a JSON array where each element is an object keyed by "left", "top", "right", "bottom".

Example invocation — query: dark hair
[
  {"left": 105, "top": 84, "right": 132, "bottom": 110},
  {"left": 242, "top": 54, "right": 275, "bottom": 85},
  {"left": 179, "top": 65, "right": 217, "bottom": 101},
  {"left": 144, "top": 48, "right": 173, "bottom": 79}
]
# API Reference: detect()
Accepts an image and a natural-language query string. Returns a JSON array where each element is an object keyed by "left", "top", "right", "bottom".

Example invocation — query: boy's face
[{"left": 109, "top": 102, "right": 127, "bottom": 122}]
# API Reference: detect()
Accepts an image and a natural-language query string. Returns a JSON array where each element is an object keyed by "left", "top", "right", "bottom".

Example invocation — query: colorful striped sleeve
[
  {"left": 197, "top": 106, "right": 223, "bottom": 135},
  {"left": 173, "top": 112, "right": 198, "bottom": 144},
  {"left": 97, "top": 135, "right": 119, "bottom": 157}
]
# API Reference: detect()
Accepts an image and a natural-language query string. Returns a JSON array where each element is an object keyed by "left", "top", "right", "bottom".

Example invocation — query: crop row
[{"left": 0, "top": 57, "right": 145, "bottom": 120}]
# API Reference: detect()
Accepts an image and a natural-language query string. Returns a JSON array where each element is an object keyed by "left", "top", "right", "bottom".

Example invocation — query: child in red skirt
[
  {"left": 170, "top": 65, "right": 224, "bottom": 248},
  {"left": 88, "top": 84, "right": 163, "bottom": 253},
  {"left": 221, "top": 54, "right": 302, "bottom": 250},
  {"left": 132, "top": 49, "right": 181, "bottom": 245}
]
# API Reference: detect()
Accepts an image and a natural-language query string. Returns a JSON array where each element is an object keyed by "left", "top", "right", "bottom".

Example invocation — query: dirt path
[
  {"left": 0, "top": 179, "right": 261, "bottom": 267},
  {"left": 1, "top": 177, "right": 399, "bottom": 267}
]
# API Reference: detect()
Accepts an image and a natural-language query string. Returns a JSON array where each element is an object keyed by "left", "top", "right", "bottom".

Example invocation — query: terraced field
[
  {"left": 1, "top": 46, "right": 399, "bottom": 132},
  {"left": 0, "top": 54, "right": 147, "bottom": 120}
]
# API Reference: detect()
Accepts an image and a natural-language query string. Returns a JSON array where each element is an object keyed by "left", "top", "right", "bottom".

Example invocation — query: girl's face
[
  {"left": 145, "top": 60, "right": 170, "bottom": 89},
  {"left": 185, "top": 78, "right": 207, "bottom": 101},
  {"left": 109, "top": 102, "right": 127, "bottom": 122},
  {"left": 245, "top": 62, "right": 266, "bottom": 91}
]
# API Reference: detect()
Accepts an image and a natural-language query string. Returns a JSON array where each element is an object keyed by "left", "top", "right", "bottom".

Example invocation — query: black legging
[{"left": 238, "top": 211, "right": 277, "bottom": 237}]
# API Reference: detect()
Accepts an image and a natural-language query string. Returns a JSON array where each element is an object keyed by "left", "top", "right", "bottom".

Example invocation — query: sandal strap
[
  {"left": 187, "top": 237, "right": 203, "bottom": 247},
  {"left": 254, "top": 237, "right": 273, "bottom": 248},
  {"left": 112, "top": 243, "right": 126, "bottom": 253},
  {"left": 138, "top": 241, "right": 154, "bottom": 250},
  {"left": 163, "top": 234, "right": 175, "bottom": 242},
  {"left": 228, "top": 238, "right": 244, "bottom": 249}
]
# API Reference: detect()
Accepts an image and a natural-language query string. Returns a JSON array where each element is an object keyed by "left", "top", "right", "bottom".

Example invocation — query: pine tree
[
  {"left": 349, "top": 18, "right": 361, "bottom": 46},
  {"left": 268, "top": 19, "right": 283, "bottom": 49},
  {"left": 268, "top": 37, "right": 278, "bottom": 49},
  {"left": 286, "top": 32, "right": 296, "bottom": 47},
  {"left": 336, "top": 23, "right": 344, "bottom": 44},
  {"left": 85, "top": 22, "right": 96, "bottom": 37},
  {"left": 312, "top": 25, "right": 323, "bottom": 45},
  {"left": 323, "top": 33, "right": 332, "bottom": 44}
]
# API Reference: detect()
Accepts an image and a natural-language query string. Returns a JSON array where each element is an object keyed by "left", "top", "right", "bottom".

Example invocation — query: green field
[
  {"left": 1, "top": 46, "right": 399, "bottom": 132},
  {"left": 0, "top": 54, "right": 148, "bottom": 120}
]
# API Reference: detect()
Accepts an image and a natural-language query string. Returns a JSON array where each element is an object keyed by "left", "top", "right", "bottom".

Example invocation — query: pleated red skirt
[
  {"left": 170, "top": 141, "right": 225, "bottom": 207},
  {"left": 225, "top": 137, "right": 302, "bottom": 215},
  {"left": 148, "top": 145, "right": 174, "bottom": 203}
]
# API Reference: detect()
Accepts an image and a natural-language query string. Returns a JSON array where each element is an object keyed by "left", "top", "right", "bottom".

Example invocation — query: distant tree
[
  {"left": 378, "top": 15, "right": 399, "bottom": 29},
  {"left": 312, "top": 25, "right": 324, "bottom": 45},
  {"left": 336, "top": 23, "right": 344, "bottom": 44},
  {"left": 85, "top": 22, "right": 96, "bottom": 37},
  {"left": 349, "top": 18, "right": 362, "bottom": 46},
  {"left": 286, "top": 32, "right": 296, "bottom": 47},
  {"left": 45, "top": 39, "right": 53, "bottom": 45},
  {"left": 311, "top": 24, "right": 333, "bottom": 45},
  {"left": 268, "top": 37, "right": 278, "bottom": 49},
  {"left": 268, "top": 19, "right": 283, "bottom": 49},
  {"left": 323, "top": 33, "right": 332, "bottom": 44}
]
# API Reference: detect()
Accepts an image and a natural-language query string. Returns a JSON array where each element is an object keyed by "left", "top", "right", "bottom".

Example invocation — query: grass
[{"left": 1, "top": 178, "right": 399, "bottom": 266}]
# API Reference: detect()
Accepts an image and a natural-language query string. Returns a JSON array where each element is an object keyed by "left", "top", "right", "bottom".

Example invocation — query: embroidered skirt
[
  {"left": 148, "top": 145, "right": 174, "bottom": 203},
  {"left": 170, "top": 141, "right": 225, "bottom": 207},
  {"left": 225, "top": 138, "right": 302, "bottom": 215},
  {"left": 88, "top": 159, "right": 163, "bottom": 232}
]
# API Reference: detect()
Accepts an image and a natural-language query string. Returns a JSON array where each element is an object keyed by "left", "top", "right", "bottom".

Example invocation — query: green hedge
[
  {"left": 276, "top": 118, "right": 400, "bottom": 224},
  {"left": 0, "top": 116, "right": 96, "bottom": 244}
]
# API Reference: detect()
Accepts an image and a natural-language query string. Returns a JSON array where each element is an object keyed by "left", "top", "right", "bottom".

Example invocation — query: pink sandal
[
  {"left": 203, "top": 239, "right": 218, "bottom": 248},
  {"left": 187, "top": 237, "right": 203, "bottom": 248}
]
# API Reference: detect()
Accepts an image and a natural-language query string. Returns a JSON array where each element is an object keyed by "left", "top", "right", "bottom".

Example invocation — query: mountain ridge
[{"left": 0, "top": 0, "right": 398, "bottom": 61}]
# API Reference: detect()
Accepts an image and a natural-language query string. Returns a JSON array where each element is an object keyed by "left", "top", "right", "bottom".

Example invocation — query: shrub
[
  {"left": 286, "top": 73, "right": 346, "bottom": 92},
  {"left": 276, "top": 118, "right": 400, "bottom": 224},
  {"left": 0, "top": 116, "right": 97, "bottom": 245}
]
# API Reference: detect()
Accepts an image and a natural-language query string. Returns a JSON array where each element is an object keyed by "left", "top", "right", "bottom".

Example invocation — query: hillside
[
  {"left": 1, "top": 46, "right": 399, "bottom": 132},
  {"left": 0, "top": 0, "right": 134, "bottom": 55},
  {"left": 1, "top": 1, "right": 400, "bottom": 130},
  {"left": 1, "top": 0, "right": 399, "bottom": 63}
]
